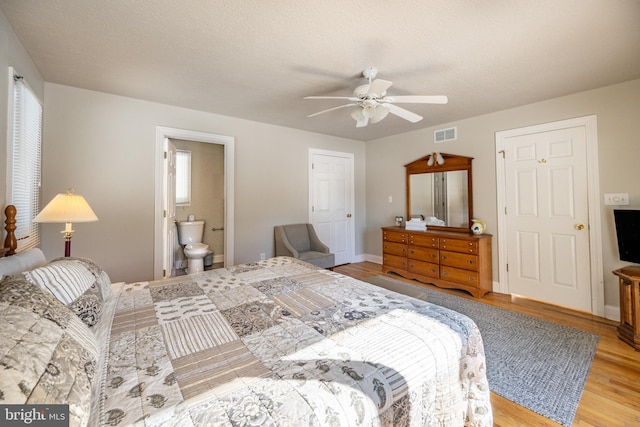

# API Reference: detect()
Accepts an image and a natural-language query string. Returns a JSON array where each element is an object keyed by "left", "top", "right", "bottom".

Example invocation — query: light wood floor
[{"left": 334, "top": 262, "right": 640, "bottom": 427}]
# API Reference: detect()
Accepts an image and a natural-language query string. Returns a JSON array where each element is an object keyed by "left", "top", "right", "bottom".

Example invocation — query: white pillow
[{"left": 0, "top": 248, "right": 46, "bottom": 278}]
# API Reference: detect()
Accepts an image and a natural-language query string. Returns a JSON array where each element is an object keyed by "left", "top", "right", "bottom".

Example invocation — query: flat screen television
[{"left": 613, "top": 209, "right": 640, "bottom": 264}]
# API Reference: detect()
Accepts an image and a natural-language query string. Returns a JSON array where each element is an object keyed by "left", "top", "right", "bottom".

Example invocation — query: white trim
[
  {"left": 308, "top": 148, "right": 355, "bottom": 264},
  {"left": 154, "top": 126, "right": 235, "bottom": 279},
  {"left": 495, "top": 115, "right": 604, "bottom": 316}
]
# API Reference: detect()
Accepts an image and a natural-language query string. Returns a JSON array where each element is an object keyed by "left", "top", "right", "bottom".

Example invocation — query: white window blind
[
  {"left": 9, "top": 72, "right": 42, "bottom": 251},
  {"left": 175, "top": 150, "right": 191, "bottom": 206}
]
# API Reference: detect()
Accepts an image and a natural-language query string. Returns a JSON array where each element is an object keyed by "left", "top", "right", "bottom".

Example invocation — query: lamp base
[{"left": 63, "top": 231, "right": 73, "bottom": 257}]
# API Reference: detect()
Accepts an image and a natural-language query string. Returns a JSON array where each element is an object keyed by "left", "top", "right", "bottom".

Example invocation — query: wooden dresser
[{"left": 382, "top": 226, "right": 492, "bottom": 298}]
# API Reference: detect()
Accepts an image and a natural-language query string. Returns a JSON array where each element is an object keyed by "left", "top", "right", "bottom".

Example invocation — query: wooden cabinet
[
  {"left": 613, "top": 266, "right": 640, "bottom": 351},
  {"left": 382, "top": 226, "right": 492, "bottom": 298}
]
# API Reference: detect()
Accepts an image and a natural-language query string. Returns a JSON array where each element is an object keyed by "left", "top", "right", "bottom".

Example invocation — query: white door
[
  {"left": 502, "top": 126, "right": 592, "bottom": 310},
  {"left": 309, "top": 150, "right": 354, "bottom": 266},
  {"left": 163, "top": 138, "right": 177, "bottom": 277}
]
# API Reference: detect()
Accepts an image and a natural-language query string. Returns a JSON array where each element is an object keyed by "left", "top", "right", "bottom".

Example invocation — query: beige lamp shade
[
  {"left": 33, "top": 188, "right": 98, "bottom": 257},
  {"left": 33, "top": 189, "right": 98, "bottom": 224}
]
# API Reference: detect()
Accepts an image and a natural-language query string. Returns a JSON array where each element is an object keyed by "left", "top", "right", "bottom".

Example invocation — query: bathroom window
[{"left": 176, "top": 149, "right": 191, "bottom": 206}]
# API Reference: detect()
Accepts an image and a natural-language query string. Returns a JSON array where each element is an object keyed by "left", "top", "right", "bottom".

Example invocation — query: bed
[{"left": 0, "top": 205, "right": 492, "bottom": 426}]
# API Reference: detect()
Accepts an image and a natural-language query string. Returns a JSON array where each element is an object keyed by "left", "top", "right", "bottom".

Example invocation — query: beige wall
[
  {"left": 41, "top": 83, "right": 366, "bottom": 283},
  {"left": 365, "top": 78, "right": 640, "bottom": 310}
]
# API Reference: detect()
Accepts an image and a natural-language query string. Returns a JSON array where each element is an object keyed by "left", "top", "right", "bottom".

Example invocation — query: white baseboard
[{"left": 604, "top": 305, "right": 620, "bottom": 322}]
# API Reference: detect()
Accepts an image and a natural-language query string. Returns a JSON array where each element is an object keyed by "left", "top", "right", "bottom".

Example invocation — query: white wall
[
  {"left": 42, "top": 83, "right": 366, "bottom": 283},
  {"left": 365, "top": 79, "right": 640, "bottom": 309}
]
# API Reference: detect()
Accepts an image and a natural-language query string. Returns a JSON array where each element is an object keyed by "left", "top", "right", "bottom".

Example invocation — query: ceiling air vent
[{"left": 434, "top": 127, "right": 457, "bottom": 143}]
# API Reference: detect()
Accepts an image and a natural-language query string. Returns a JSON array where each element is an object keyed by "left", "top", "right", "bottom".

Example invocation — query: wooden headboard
[{"left": 2, "top": 205, "right": 17, "bottom": 257}]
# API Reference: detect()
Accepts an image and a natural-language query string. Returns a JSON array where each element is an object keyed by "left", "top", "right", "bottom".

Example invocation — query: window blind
[{"left": 9, "top": 74, "right": 42, "bottom": 251}]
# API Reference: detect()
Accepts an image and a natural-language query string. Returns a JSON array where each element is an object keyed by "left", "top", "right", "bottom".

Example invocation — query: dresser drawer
[
  {"left": 440, "top": 266, "right": 479, "bottom": 286},
  {"left": 383, "top": 254, "right": 407, "bottom": 269},
  {"left": 440, "top": 250, "right": 479, "bottom": 271},
  {"left": 383, "top": 230, "right": 408, "bottom": 244},
  {"left": 408, "top": 233, "right": 439, "bottom": 248},
  {"left": 439, "top": 238, "right": 478, "bottom": 254},
  {"left": 408, "top": 259, "right": 439, "bottom": 279},
  {"left": 408, "top": 246, "right": 439, "bottom": 262},
  {"left": 383, "top": 241, "right": 408, "bottom": 257}
]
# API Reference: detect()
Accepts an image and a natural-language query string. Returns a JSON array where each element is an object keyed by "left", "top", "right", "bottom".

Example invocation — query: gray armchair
[{"left": 274, "top": 224, "right": 335, "bottom": 269}]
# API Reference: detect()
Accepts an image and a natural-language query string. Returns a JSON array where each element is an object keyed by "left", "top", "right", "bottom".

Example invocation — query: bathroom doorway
[
  {"left": 153, "top": 127, "right": 235, "bottom": 280},
  {"left": 172, "top": 139, "right": 225, "bottom": 275}
]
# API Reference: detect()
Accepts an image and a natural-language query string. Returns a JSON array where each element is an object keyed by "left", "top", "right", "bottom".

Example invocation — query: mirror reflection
[{"left": 409, "top": 171, "right": 469, "bottom": 228}]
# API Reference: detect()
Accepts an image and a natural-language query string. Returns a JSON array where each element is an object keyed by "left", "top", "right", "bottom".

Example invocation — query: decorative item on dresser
[{"left": 382, "top": 226, "right": 492, "bottom": 298}]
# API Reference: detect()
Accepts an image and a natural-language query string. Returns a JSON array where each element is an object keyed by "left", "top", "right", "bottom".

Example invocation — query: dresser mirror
[{"left": 405, "top": 153, "right": 473, "bottom": 233}]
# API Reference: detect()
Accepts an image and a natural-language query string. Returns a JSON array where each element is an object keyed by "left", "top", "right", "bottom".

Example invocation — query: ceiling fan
[{"left": 304, "top": 67, "right": 448, "bottom": 127}]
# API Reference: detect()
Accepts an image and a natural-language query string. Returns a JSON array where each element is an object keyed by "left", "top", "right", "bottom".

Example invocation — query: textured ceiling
[{"left": 1, "top": 0, "right": 639, "bottom": 141}]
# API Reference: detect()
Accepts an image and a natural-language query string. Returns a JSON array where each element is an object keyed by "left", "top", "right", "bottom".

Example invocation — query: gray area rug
[{"left": 363, "top": 275, "right": 600, "bottom": 427}]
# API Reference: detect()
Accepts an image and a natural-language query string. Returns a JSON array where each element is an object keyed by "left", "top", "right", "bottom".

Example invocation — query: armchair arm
[
  {"left": 274, "top": 226, "right": 299, "bottom": 258},
  {"left": 307, "top": 224, "right": 330, "bottom": 253}
]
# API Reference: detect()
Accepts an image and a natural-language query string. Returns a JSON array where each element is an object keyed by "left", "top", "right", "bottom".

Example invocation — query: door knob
[
  {"left": 575, "top": 224, "right": 585, "bottom": 230},
  {"left": 346, "top": 213, "right": 352, "bottom": 218}
]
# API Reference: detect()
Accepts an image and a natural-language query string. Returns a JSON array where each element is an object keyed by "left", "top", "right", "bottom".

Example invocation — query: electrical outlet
[
  {"left": 260, "top": 253, "right": 266, "bottom": 260},
  {"left": 388, "top": 196, "right": 393, "bottom": 203},
  {"left": 604, "top": 193, "right": 629, "bottom": 206}
]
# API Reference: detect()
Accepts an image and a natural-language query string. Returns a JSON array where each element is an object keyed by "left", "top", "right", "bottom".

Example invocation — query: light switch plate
[{"left": 604, "top": 193, "right": 629, "bottom": 205}]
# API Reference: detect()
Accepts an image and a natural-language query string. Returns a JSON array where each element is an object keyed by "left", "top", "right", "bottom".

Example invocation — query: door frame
[
  {"left": 308, "top": 148, "right": 355, "bottom": 265},
  {"left": 495, "top": 115, "right": 604, "bottom": 316},
  {"left": 154, "top": 126, "right": 235, "bottom": 280}
]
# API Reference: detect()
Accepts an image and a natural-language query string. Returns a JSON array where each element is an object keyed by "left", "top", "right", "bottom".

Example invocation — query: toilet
[{"left": 177, "top": 219, "right": 209, "bottom": 274}]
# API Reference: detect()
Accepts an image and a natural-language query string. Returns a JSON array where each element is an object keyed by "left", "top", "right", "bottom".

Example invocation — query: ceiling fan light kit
[{"left": 304, "top": 66, "right": 448, "bottom": 128}]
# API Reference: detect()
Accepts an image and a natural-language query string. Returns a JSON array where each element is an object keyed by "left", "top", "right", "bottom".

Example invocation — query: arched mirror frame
[{"left": 405, "top": 153, "right": 473, "bottom": 233}]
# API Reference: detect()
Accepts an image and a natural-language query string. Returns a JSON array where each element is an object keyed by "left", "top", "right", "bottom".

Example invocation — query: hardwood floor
[{"left": 334, "top": 262, "right": 640, "bottom": 427}]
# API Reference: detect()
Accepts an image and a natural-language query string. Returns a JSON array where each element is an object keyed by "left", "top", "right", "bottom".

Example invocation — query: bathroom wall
[{"left": 172, "top": 139, "right": 225, "bottom": 262}]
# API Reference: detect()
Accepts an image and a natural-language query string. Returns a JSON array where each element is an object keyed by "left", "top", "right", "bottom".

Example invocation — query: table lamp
[{"left": 33, "top": 188, "right": 98, "bottom": 257}]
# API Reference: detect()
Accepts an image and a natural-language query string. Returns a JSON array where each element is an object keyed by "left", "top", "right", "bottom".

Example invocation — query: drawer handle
[
  {"left": 442, "top": 255, "right": 447, "bottom": 260},
  {"left": 442, "top": 271, "right": 448, "bottom": 276},
  {"left": 468, "top": 260, "right": 474, "bottom": 265},
  {"left": 430, "top": 254, "right": 436, "bottom": 258},
  {"left": 468, "top": 276, "right": 475, "bottom": 281},
  {"left": 431, "top": 268, "right": 436, "bottom": 273}
]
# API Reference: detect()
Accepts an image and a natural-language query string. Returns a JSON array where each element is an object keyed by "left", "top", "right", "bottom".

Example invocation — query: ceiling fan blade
[
  {"left": 383, "top": 103, "right": 423, "bottom": 123},
  {"left": 304, "top": 96, "right": 359, "bottom": 101},
  {"left": 366, "top": 79, "right": 393, "bottom": 97},
  {"left": 382, "top": 95, "right": 448, "bottom": 104},
  {"left": 307, "top": 103, "right": 358, "bottom": 118}
]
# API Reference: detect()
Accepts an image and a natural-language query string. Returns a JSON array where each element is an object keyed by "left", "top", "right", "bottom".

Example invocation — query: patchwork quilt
[{"left": 94, "top": 257, "right": 492, "bottom": 426}]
